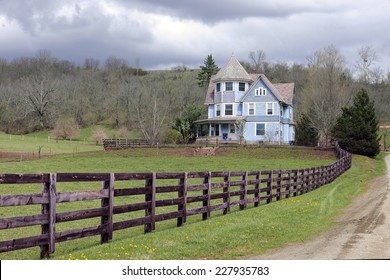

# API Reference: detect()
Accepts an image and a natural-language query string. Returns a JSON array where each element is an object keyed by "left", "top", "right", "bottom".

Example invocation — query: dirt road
[{"left": 249, "top": 154, "right": 390, "bottom": 260}]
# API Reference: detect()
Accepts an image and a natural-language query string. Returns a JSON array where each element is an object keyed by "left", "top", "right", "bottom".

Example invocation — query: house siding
[{"left": 198, "top": 55, "right": 295, "bottom": 145}]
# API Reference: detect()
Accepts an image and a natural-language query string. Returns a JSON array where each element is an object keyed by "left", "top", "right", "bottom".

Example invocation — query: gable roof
[
  {"left": 240, "top": 74, "right": 294, "bottom": 105},
  {"left": 212, "top": 54, "right": 253, "bottom": 82}
]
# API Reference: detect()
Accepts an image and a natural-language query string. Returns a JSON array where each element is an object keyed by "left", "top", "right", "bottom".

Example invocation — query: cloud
[{"left": 0, "top": 0, "right": 390, "bottom": 70}]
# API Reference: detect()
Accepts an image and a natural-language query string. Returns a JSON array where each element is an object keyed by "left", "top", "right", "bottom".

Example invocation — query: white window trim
[
  {"left": 225, "top": 82, "right": 233, "bottom": 91},
  {"left": 238, "top": 82, "right": 246, "bottom": 92},
  {"left": 224, "top": 103, "right": 234, "bottom": 116},
  {"left": 266, "top": 102, "right": 274, "bottom": 115},
  {"left": 255, "top": 122, "right": 266, "bottom": 136},
  {"left": 215, "top": 104, "right": 221, "bottom": 117},
  {"left": 255, "top": 87, "right": 267, "bottom": 96},
  {"left": 248, "top": 102, "right": 255, "bottom": 116}
]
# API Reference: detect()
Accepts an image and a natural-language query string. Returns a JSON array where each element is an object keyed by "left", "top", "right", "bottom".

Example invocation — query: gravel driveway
[{"left": 249, "top": 154, "right": 390, "bottom": 259}]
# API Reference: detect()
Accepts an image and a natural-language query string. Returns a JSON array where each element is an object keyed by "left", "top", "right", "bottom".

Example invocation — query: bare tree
[
  {"left": 20, "top": 73, "right": 57, "bottom": 128},
  {"left": 301, "top": 45, "right": 352, "bottom": 145},
  {"left": 249, "top": 50, "right": 267, "bottom": 73},
  {"left": 131, "top": 78, "right": 174, "bottom": 145},
  {"left": 84, "top": 58, "right": 100, "bottom": 70},
  {"left": 356, "top": 45, "right": 378, "bottom": 84}
]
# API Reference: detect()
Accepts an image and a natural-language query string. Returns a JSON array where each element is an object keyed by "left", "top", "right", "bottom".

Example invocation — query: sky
[{"left": 1, "top": 0, "right": 390, "bottom": 72}]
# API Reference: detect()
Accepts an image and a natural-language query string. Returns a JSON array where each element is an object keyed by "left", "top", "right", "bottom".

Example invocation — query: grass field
[{"left": 0, "top": 133, "right": 387, "bottom": 260}]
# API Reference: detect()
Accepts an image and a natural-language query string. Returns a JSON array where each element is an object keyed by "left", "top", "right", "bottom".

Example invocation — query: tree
[
  {"left": 197, "top": 54, "right": 219, "bottom": 87},
  {"left": 356, "top": 45, "right": 377, "bottom": 84},
  {"left": 248, "top": 50, "right": 267, "bottom": 73},
  {"left": 301, "top": 45, "right": 352, "bottom": 145},
  {"left": 295, "top": 113, "right": 319, "bottom": 146},
  {"left": 331, "top": 88, "right": 380, "bottom": 157},
  {"left": 173, "top": 104, "right": 204, "bottom": 143}
]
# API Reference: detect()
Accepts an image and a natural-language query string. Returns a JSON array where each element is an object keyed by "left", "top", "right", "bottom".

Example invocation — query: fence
[
  {"left": 0, "top": 144, "right": 351, "bottom": 259},
  {"left": 103, "top": 139, "right": 149, "bottom": 150}
]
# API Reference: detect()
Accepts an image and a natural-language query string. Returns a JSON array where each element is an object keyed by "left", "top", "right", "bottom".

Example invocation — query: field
[{"left": 0, "top": 133, "right": 386, "bottom": 260}]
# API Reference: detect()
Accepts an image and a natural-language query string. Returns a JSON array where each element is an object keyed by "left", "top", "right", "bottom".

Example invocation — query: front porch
[{"left": 194, "top": 117, "right": 245, "bottom": 145}]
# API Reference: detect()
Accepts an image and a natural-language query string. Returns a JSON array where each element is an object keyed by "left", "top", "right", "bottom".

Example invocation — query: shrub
[
  {"left": 91, "top": 128, "right": 107, "bottom": 145},
  {"left": 50, "top": 118, "right": 80, "bottom": 140}
]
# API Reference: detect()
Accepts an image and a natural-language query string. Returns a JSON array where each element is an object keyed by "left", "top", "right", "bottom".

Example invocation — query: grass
[
  {"left": 53, "top": 154, "right": 385, "bottom": 260},
  {"left": 0, "top": 138, "right": 386, "bottom": 259}
]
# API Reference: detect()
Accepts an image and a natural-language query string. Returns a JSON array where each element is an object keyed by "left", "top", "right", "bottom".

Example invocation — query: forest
[{"left": 0, "top": 46, "right": 389, "bottom": 144}]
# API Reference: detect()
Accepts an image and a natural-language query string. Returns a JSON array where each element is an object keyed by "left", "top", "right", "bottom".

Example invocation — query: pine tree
[
  {"left": 197, "top": 54, "right": 219, "bottom": 87},
  {"left": 295, "top": 113, "right": 319, "bottom": 146},
  {"left": 332, "top": 88, "right": 380, "bottom": 157}
]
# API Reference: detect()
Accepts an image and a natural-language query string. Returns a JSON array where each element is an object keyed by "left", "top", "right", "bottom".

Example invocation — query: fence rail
[
  {"left": 103, "top": 138, "right": 149, "bottom": 150},
  {"left": 0, "top": 144, "right": 351, "bottom": 259}
]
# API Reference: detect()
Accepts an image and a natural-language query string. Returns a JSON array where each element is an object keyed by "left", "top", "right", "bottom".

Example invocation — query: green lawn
[{"left": 0, "top": 142, "right": 386, "bottom": 260}]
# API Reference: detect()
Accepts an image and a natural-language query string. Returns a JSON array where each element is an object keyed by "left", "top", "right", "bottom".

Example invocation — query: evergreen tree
[
  {"left": 173, "top": 105, "right": 205, "bottom": 143},
  {"left": 332, "top": 88, "right": 380, "bottom": 157},
  {"left": 295, "top": 113, "right": 319, "bottom": 146},
  {"left": 197, "top": 54, "right": 219, "bottom": 87}
]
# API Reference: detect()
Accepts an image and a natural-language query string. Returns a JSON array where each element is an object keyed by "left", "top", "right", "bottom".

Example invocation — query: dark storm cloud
[
  {"left": 113, "top": 0, "right": 340, "bottom": 23},
  {"left": 0, "top": 0, "right": 390, "bottom": 70}
]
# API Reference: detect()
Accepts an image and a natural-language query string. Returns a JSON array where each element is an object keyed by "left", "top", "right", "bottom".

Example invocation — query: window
[
  {"left": 256, "top": 123, "right": 265, "bottom": 136},
  {"left": 248, "top": 103, "right": 255, "bottom": 115},
  {"left": 267, "top": 102, "right": 274, "bottom": 115},
  {"left": 239, "top": 82, "right": 245, "bottom": 91},
  {"left": 216, "top": 83, "right": 221, "bottom": 92},
  {"left": 230, "top": 124, "right": 235, "bottom": 134},
  {"left": 255, "top": 87, "right": 266, "bottom": 96},
  {"left": 225, "top": 82, "right": 233, "bottom": 91},
  {"left": 216, "top": 104, "right": 221, "bottom": 116},
  {"left": 225, "top": 104, "right": 233, "bottom": 115}
]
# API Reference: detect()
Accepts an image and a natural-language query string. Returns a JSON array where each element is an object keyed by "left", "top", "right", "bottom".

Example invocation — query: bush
[
  {"left": 162, "top": 129, "right": 183, "bottom": 144},
  {"left": 91, "top": 128, "right": 107, "bottom": 145},
  {"left": 50, "top": 118, "right": 80, "bottom": 140}
]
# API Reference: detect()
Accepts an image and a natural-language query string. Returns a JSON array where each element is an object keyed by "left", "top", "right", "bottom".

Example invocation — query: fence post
[
  {"left": 300, "top": 169, "right": 305, "bottom": 195},
  {"left": 101, "top": 173, "right": 114, "bottom": 243},
  {"left": 223, "top": 172, "right": 231, "bottom": 214},
  {"left": 177, "top": 172, "right": 187, "bottom": 227},
  {"left": 276, "top": 170, "right": 282, "bottom": 201},
  {"left": 240, "top": 171, "right": 248, "bottom": 210},
  {"left": 293, "top": 170, "right": 298, "bottom": 197},
  {"left": 266, "top": 171, "right": 272, "bottom": 204},
  {"left": 203, "top": 172, "right": 211, "bottom": 220},
  {"left": 254, "top": 171, "right": 260, "bottom": 207},
  {"left": 40, "top": 173, "right": 57, "bottom": 259},
  {"left": 285, "top": 170, "right": 291, "bottom": 199},
  {"left": 144, "top": 172, "right": 156, "bottom": 233}
]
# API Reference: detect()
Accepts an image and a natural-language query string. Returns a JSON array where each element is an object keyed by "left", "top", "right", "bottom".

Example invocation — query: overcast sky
[{"left": 1, "top": 0, "right": 390, "bottom": 72}]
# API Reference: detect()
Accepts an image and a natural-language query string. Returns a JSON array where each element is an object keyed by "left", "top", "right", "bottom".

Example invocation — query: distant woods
[{"left": 0, "top": 46, "right": 389, "bottom": 145}]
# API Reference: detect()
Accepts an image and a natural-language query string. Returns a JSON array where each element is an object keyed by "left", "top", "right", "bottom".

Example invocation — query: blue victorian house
[{"left": 195, "top": 54, "right": 295, "bottom": 144}]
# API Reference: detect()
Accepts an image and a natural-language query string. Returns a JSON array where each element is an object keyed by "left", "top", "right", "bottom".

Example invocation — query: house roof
[
  {"left": 273, "top": 83, "right": 295, "bottom": 105},
  {"left": 204, "top": 56, "right": 294, "bottom": 106},
  {"left": 194, "top": 116, "right": 245, "bottom": 125},
  {"left": 212, "top": 54, "right": 253, "bottom": 83}
]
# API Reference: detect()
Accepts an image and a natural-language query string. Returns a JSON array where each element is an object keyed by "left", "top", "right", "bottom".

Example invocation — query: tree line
[{"left": 0, "top": 46, "right": 389, "bottom": 148}]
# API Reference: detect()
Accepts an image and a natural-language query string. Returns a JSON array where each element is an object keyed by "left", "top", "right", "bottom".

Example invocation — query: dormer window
[
  {"left": 216, "top": 83, "right": 221, "bottom": 92},
  {"left": 225, "top": 82, "right": 233, "bottom": 91},
  {"left": 255, "top": 87, "right": 266, "bottom": 96}
]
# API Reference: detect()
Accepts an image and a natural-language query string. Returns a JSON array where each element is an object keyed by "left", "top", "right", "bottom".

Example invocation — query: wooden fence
[
  {"left": 103, "top": 138, "right": 149, "bottom": 150},
  {"left": 0, "top": 144, "right": 351, "bottom": 259}
]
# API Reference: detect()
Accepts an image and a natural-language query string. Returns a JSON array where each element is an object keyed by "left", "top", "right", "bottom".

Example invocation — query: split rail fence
[
  {"left": 0, "top": 144, "right": 351, "bottom": 259},
  {"left": 103, "top": 139, "right": 149, "bottom": 150}
]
